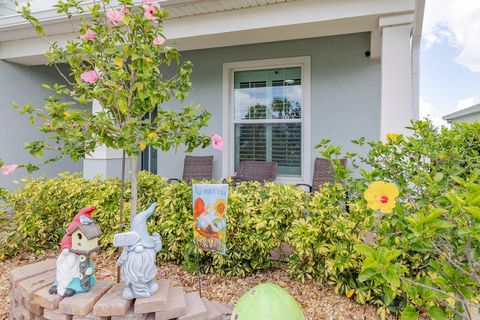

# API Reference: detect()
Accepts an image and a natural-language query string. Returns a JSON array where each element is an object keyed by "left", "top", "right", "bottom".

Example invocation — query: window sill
[{"left": 275, "top": 176, "right": 306, "bottom": 184}]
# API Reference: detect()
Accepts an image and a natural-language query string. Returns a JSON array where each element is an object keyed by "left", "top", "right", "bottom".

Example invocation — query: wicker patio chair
[
  {"left": 223, "top": 160, "right": 277, "bottom": 185},
  {"left": 167, "top": 155, "right": 214, "bottom": 184},
  {"left": 297, "top": 157, "right": 347, "bottom": 193}
]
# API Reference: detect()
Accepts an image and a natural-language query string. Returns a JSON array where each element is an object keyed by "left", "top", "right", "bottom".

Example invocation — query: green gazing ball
[{"left": 231, "top": 283, "right": 305, "bottom": 320}]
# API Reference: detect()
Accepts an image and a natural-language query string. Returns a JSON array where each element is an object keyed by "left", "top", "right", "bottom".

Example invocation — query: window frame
[{"left": 222, "top": 56, "right": 311, "bottom": 183}]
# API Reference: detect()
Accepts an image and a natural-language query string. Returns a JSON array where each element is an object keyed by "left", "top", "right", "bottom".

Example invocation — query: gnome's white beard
[
  {"left": 56, "top": 249, "right": 81, "bottom": 296},
  {"left": 122, "top": 247, "right": 157, "bottom": 297}
]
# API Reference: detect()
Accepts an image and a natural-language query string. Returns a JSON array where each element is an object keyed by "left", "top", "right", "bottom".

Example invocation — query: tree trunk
[{"left": 130, "top": 154, "right": 138, "bottom": 227}]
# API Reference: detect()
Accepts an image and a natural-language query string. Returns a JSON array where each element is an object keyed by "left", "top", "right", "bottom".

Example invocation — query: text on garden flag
[{"left": 192, "top": 184, "right": 228, "bottom": 255}]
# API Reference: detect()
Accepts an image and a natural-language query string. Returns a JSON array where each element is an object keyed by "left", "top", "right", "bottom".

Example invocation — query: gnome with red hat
[{"left": 49, "top": 206, "right": 102, "bottom": 297}]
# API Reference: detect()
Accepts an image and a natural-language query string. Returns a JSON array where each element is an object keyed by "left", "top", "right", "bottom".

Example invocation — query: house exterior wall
[
  {"left": 156, "top": 33, "right": 381, "bottom": 182},
  {"left": 448, "top": 113, "right": 480, "bottom": 124},
  {"left": 0, "top": 60, "right": 83, "bottom": 190}
]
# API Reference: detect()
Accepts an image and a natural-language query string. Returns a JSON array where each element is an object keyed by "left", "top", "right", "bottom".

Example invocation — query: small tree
[{"left": 16, "top": 0, "right": 217, "bottom": 223}]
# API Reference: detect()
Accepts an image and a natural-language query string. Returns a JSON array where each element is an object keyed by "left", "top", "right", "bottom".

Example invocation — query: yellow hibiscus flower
[
  {"left": 386, "top": 133, "right": 403, "bottom": 143},
  {"left": 364, "top": 181, "right": 399, "bottom": 214}
]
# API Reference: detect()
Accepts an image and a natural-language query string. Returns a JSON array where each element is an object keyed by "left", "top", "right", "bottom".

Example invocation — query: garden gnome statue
[
  {"left": 49, "top": 206, "right": 103, "bottom": 297},
  {"left": 116, "top": 203, "right": 162, "bottom": 299}
]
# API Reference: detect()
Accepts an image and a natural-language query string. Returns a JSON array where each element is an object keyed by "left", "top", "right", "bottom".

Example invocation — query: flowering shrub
[
  {"left": 16, "top": 0, "right": 216, "bottom": 222},
  {"left": 318, "top": 120, "right": 480, "bottom": 319}
]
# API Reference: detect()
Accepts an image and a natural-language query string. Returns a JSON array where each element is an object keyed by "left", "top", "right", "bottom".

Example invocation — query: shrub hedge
[
  {"left": 3, "top": 172, "right": 365, "bottom": 278},
  {"left": 2, "top": 120, "right": 479, "bottom": 319}
]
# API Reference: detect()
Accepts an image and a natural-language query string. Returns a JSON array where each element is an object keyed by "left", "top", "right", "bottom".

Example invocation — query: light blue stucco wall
[
  {"left": 450, "top": 114, "right": 480, "bottom": 124},
  {"left": 157, "top": 32, "right": 381, "bottom": 182},
  {"left": 0, "top": 60, "right": 83, "bottom": 190}
]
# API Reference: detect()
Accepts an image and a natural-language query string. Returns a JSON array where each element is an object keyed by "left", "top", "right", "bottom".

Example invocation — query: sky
[{"left": 420, "top": 0, "right": 480, "bottom": 126}]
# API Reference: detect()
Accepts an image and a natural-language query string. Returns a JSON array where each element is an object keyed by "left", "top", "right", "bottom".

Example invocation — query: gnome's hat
[
  {"left": 60, "top": 235, "right": 72, "bottom": 252},
  {"left": 66, "top": 206, "right": 96, "bottom": 234},
  {"left": 130, "top": 203, "right": 157, "bottom": 249}
]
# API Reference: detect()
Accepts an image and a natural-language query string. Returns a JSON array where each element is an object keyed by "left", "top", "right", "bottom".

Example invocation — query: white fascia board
[
  {"left": 0, "top": 0, "right": 202, "bottom": 31},
  {"left": 165, "top": 0, "right": 415, "bottom": 39},
  {"left": 0, "top": 16, "right": 377, "bottom": 65},
  {"left": 0, "top": 0, "right": 416, "bottom": 64},
  {"left": 1, "top": 0, "right": 415, "bottom": 35},
  {"left": 379, "top": 13, "right": 415, "bottom": 30}
]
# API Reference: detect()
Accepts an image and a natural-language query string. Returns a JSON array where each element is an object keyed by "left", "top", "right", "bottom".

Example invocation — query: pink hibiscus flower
[
  {"left": 143, "top": 2, "right": 160, "bottom": 20},
  {"left": 211, "top": 134, "right": 224, "bottom": 151},
  {"left": 106, "top": 8, "right": 123, "bottom": 26},
  {"left": 153, "top": 36, "right": 165, "bottom": 46},
  {"left": 1, "top": 164, "right": 20, "bottom": 176},
  {"left": 80, "top": 70, "right": 102, "bottom": 84},
  {"left": 80, "top": 29, "right": 96, "bottom": 41},
  {"left": 119, "top": 4, "right": 130, "bottom": 15}
]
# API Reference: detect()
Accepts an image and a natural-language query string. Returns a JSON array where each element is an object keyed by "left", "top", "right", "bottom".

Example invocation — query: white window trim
[{"left": 222, "top": 56, "right": 311, "bottom": 184}]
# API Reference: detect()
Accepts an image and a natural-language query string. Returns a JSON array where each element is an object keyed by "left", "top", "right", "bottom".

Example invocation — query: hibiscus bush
[
  {"left": 318, "top": 120, "right": 480, "bottom": 319},
  {"left": 16, "top": 0, "right": 216, "bottom": 223}
]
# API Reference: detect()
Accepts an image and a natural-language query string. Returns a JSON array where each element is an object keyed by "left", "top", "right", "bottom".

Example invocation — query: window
[{"left": 223, "top": 57, "right": 311, "bottom": 182}]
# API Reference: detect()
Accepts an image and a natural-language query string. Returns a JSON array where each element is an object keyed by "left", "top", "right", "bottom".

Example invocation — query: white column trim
[{"left": 380, "top": 21, "right": 414, "bottom": 140}]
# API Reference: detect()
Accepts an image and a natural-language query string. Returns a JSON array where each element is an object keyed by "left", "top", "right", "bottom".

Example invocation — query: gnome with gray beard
[{"left": 115, "top": 203, "right": 162, "bottom": 299}]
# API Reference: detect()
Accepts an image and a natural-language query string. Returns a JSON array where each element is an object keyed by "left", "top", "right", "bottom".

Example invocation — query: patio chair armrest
[
  {"left": 167, "top": 178, "right": 181, "bottom": 184},
  {"left": 296, "top": 183, "right": 312, "bottom": 193}
]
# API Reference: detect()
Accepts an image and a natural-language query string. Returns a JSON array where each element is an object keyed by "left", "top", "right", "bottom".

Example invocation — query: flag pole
[{"left": 195, "top": 246, "right": 202, "bottom": 298}]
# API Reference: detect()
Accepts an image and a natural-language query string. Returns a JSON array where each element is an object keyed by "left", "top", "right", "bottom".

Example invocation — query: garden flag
[{"left": 192, "top": 184, "right": 228, "bottom": 255}]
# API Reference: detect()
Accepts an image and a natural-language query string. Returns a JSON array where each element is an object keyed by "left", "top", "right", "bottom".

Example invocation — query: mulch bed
[{"left": 0, "top": 251, "right": 384, "bottom": 320}]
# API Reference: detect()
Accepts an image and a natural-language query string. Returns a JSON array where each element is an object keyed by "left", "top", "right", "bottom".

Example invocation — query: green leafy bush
[
  {"left": 286, "top": 183, "right": 376, "bottom": 304},
  {"left": 317, "top": 120, "right": 480, "bottom": 319},
  {"left": 3, "top": 120, "right": 479, "bottom": 319},
  {"left": 1, "top": 172, "right": 306, "bottom": 277}
]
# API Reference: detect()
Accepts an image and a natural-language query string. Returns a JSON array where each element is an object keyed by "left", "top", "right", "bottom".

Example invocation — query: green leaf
[
  {"left": 465, "top": 206, "right": 480, "bottom": 219},
  {"left": 428, "top": 306, "right": 447, "bottom": 320},
  {"left": 383, "top": 265, "right": 400, "bottom": 287},
  {"left": 433, "top": 172, "right": 444, "bottom": 182},
  {"left": 358, "top": 268, "right": 377, "bottom": 282},
  {"left": 401, "top": 306, "right": 419, "bottom": 320},
  {"left": 354, "top": 244, "right": 375, "bottom": 258},
  {"left": 383, "top": 286, "right": 394, "bottom": 306}
]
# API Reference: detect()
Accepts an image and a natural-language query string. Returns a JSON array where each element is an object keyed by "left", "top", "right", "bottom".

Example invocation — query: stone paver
[
  {"left": 145, "top": 314, "right": 155, "bottom": 320},
  {"left": 11, "top": 291, "right": 21, "bottom": 309},
  {"left": 93, "top": 283, "right": 133, "bottom": 317},
  {"left": 202, "top": 299, "right": 222, "bottom": 320},
  {"left": 111, "top": 307, "right": 147, "bottom": 320},
  {"left": 10, "top": 261, "right": 235, "bottom": 320},
  {"left": 178, "top": 292, "right": 207, "bottom": 320},
  {"left": 154, "top": 287, "right": 186, "bottom": 320},
  {"left": 209, "top": 302, "right": 233, "bottom": 316},
  {"left": 43, "top": 308, "right": 72, "bottom": 320},
  {"left": 59, "top": 282, "right": 112, "bottom": 316},
  {"left": 133, "top": 280, "right": 170, "bottom": 314},
  {"left": 17, "top": 271, "right": 56, "bottom": 301},
  {"left": 33, "top": 286, "right": 63, "bottom": 310},
  {"left": 12, "top": 303, "right": 35, "bottom": 320},
  {"left": 10, "top": 259, "right": 56, "bottom": 286},
  {"left": 72, "top": 311, "right": 109, "bottom": 320},
  {"left": 24, "top": 299, "right": 44, "bottom": 316}
]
